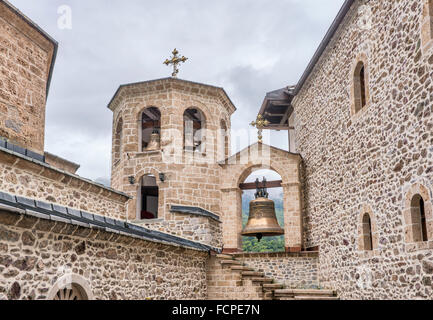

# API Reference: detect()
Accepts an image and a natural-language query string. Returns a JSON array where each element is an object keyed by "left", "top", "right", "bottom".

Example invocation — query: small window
[
  {"left": 138, "top": 175, "right": 159, "bottom": 220},
  {"left": 353, "top": 61, "right": 367, "bottom": 113},
  {"left": 141, "top": 107, "right": 161, "bottom": 151},
  {"left": 183, "top": 108, "right": 205, "bottom": 153},
  {"left": 362, "top": 213, "right": 373, "bottom": 251},
  {"left": 411, "top": 195, "right": 428, "bottom": 242}
]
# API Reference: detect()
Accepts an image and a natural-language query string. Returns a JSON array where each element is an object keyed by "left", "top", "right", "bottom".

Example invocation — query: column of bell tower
[{"left": 107, "top": 78, "right": 236, "bottom": 248}]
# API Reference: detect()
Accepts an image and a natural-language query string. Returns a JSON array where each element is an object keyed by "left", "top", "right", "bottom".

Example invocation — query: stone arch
[
  {"left": 47, "top": 274, "right": 94, "bottom": 300},
  {"left": 403, "top": 183, "right": 433, "bottom": 243},
  {"left": 183, "top": 107, "right": 207, "bottom": 153},
  {"left": 350, "top": 53, "right": 370, "bottom": 116},
  {"left": 137, "top": 106, "right": 162, "bottom": 152},
  {"left": 357, "top": 204, "right": 378, "bottom": 253},
  {"left": 134, "top": 167, "right": 164, "bottom": 221},
  {"left": 220, "top": 144, "right": 302, "bottom": 253}
]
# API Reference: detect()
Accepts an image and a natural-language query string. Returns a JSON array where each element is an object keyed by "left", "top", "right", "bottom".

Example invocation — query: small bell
[
  {"left": 145, "top": 129, "right": 161, "bottom": 151},
  {"left": 241, "top": 177, "right": 284, "bottom": 242}
]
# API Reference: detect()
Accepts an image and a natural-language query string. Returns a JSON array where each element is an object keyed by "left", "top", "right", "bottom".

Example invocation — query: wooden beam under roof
[{"left": 239, "top": 180, "right": 282, "bottom": 190}]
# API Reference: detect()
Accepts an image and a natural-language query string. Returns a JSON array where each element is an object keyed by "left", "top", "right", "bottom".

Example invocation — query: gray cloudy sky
[{"left": 10, "top": 0, "right": 345, "bottom": 182}]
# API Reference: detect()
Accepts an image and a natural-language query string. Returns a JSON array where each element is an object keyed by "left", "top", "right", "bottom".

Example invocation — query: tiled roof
[
  {"left": 0, "top": 191, "right": 217, "bottom": 252},
  {"left": 170, "top": 205, "right": 221, "bottom": 222}
]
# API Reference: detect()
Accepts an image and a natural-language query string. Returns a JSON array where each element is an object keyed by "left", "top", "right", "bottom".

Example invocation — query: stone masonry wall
[
  {"left": 233, "top": 252, "right": 319, "bottom": 289},
  {"left": 0, "top": 210, "right": 208, "bottom": 300},
  {"left": 0, "top": 150, "right": 128, "bottom": 220},
  {"left": 0, "top": 2, "right": 55, "bottom": 154},
  {"left": 293, "top": 0, "right": 433, "bottom": 299}
]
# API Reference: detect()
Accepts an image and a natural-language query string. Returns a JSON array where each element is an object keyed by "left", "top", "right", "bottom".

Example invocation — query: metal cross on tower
[
  {"left": 163, "top": 48, "right": 188, "bottom": 78},
  {"left": 250, "top": 115, "right": 270, "bottom": 143}
]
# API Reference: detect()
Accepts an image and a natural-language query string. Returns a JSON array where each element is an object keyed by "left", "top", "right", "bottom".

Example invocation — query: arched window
[
  {"left": 353, "top": 61, "right": 367, "bottom": 114},
  {"left": 411, "top": 194, "right": 428, "bottom": 242},
  {"left": 183, "top": 108, "right": 206, "bottom": 153},
  {"left": 113, "top": 117, "right": 123, "bottom": 165},
  {"left": 219, "top": 119, "right": 228, "bottom": 161},
  {"left": 137, "top": 175, "right": 159, "bottom": 220},
  {"left": 141, "top": 107, "right": 161, "bottom": 152},
  {"left": 362, "top": 213, "right": 373, "bottom": 251}
]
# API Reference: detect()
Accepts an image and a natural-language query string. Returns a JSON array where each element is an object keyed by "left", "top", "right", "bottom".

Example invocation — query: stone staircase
[{"left": 215, "top": 254, "right": 338, "bottom": 300}]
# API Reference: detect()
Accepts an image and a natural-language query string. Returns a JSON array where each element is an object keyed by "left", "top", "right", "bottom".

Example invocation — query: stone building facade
[
  {"left": 259, "top": 0, "right": 433, "bottom": 299},
  {"left": 2, "top": 0, "right": 433, "bottom": 301}
]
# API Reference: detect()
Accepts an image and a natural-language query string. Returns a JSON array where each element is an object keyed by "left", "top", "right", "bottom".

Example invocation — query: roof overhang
[{"left": 257, "top": 86, "right": 295, "bottom": 131}]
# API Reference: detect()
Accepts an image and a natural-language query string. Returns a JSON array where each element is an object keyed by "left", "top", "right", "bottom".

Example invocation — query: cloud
[{"left": 9, "top": 0, "right": 346, "bottom": 181}]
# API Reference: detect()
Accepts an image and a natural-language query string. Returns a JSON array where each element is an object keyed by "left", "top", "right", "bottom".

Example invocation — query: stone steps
[
  {"left": 230, "top": 265, "right": 255, "bottom": 272},
  {"left": 220, "top": 259, "right": 243, "bottom": 266},
  {"left": 294, "top": 296, "right": 340, "bottom": 301},
  {"left": 262, "top": 283, "right": 284, "bottom": 291},
  {"left": 214, "top": 253, "right": 339, "bottom": 301},
  {"left": 274, "top": 289, "right": 338, "bottom": 300},
  {"left": 241, "top": 271, "right": 264, "bottom": 277},
  {"left": 216, "top": 254, "right": 234, "bottom": 260},
  {"left": 250, "top": 277, "right": 273, "bottom": 283}
]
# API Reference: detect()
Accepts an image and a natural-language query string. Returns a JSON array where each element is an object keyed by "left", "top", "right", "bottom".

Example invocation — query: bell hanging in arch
[
  {"left": 241, "top": 177, "right": 284, "bottom": 242},
  {"left": 145, "top": 129, "right": 161, "bottom": 151}
]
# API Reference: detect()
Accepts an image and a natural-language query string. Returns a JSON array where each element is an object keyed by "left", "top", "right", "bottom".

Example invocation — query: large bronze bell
[
  {"left": 242, "top": 178, "right": 284, "bottom": 242},
  {"left": 145, "top": 129, "right": 161, "bottom": 151}
]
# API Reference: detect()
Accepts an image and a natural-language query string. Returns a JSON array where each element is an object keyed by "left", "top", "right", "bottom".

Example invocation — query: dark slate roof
[
  {"left": 170, "top": 205, "right": 221, "bottom": 223},
  {"left": 0, "top": 191, "right": 216, "bottom": 252},
  {"left": 0, "top": 137, "right": 45, "bottom": 162},
  {"left": 0, "top": 141, "right": 131, "bottom": 200}
]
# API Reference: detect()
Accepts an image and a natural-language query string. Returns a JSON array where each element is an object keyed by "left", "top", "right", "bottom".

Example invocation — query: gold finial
[
  {"left": 163, "top": 48, "right": 188, "bottom": 78},
  {"left": 250, "top": 115, "right": 270, "bottom": 143}
]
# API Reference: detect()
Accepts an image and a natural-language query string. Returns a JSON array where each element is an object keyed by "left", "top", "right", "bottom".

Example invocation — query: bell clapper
[{"left": 256, "top": 234, "right": 263, "bottom": 242}]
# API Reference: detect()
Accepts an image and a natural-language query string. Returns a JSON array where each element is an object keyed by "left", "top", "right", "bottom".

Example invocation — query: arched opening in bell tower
[
  {"left": 240, "top": 169, "right": 285, "bottom": 253},
  {"left": 140, "top": 107, "right": 161, "bottom": 152},
  {"left": 137, "top": 175, "right": 159, "bottom": 220},
  {"left": 183, "top": 108, "right": 206, "bottom": 153}
]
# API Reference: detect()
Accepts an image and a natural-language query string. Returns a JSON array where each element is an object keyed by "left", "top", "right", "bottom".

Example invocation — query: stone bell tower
[{"left": 107, "top": 77, "right": 236, "bottom": 248}]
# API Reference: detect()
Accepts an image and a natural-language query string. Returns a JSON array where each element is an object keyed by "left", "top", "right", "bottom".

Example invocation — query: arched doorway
[
  {"left": 137, "top": 174, "right": 159, "bottom": 220},
  {"left": 47, "top": 274, "right": 94, "bottom": 300},
  {"left": 241, "top": 169, "right": 284, "bottom": 253},
  {"left": 53, "top": 284, "right": 86, "bottom": 300}
]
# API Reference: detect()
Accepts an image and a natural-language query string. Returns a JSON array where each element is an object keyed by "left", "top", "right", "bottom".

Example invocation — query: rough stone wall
[
  {"left": 0, "top": 2, "right": 55, "bottom": 154},
  {"left": 0, "top": 210, "right": 208, "bottom": 300},
  {"left": 233, "top": 252, "right": 319, "bottom": 289},
  {"left": 109, "top": 79, "right": 236, "bottom": 248},
  {"left": 0, "top": 151, "right": 128, "bottom": 220},
  {"left": 293, "top": 0, "right": 433, "bottom": 299},
  {"left": 206, "top": 256, "right": 264, "bottom": 300}
]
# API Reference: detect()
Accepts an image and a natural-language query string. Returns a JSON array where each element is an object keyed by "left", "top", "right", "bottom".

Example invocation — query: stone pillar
[
  {"left": 221, "top": 188, "right": 243, "bottom": 253},
  {"left": 282, "top": 182, "right": 303, "bottom": 252}
]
